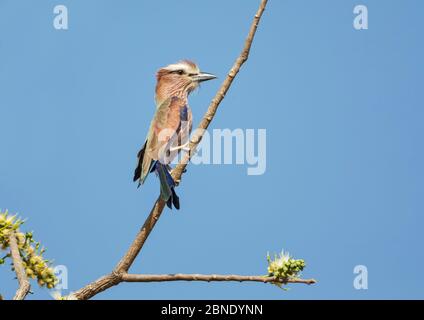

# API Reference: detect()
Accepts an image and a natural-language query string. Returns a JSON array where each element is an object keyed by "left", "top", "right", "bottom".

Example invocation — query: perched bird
[{"left": 133, "top": 60, "right": 216, "bottom": 209}]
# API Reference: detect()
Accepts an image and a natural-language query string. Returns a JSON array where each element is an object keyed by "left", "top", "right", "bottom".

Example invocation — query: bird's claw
[{"left": 170, "top": 142, "right": 190, "bottom": 153}]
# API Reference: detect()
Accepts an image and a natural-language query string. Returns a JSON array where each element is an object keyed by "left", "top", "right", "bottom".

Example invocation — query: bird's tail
[
  {"left": 154, "top": 161, "right": 180, "bottom": 210},
  {"left": 133, "top": 141, "right": 148, "bottom": 185}
]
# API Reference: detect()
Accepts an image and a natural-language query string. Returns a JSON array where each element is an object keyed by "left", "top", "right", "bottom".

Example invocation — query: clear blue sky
[{"left": 1, "top": 0, "right": 423, "bottom": 299}]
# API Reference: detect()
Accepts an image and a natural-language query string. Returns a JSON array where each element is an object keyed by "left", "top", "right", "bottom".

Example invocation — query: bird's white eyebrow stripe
[
  {"left": 164, "top": 63, "right": 189, "bottom": 71},
  {"left": 163, "top": 62, "right": 199, "bottom": 74}
]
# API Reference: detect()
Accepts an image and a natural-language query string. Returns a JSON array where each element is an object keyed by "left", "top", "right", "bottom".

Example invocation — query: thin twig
[
  {"left": 122, "top": 273, "right": 317, "bottom": 285},
  {"left": 73, "top": 0, "right": 273, "bottom": 300},
  {"left": 9, "top": 233, "right": 31, "bottom": 300}
]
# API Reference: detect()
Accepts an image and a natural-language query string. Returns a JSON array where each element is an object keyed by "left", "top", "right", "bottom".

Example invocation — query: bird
[{"left": 133, "top": 60, "right": 217, "bottom": 210}]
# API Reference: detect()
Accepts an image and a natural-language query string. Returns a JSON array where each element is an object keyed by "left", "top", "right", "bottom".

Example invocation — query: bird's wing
[
  {"left": 148, "top": 96, "right": 186, "bottom": 158},
  {"left": 135, "top": 97, "right": 184, "bottom": 182},
  {"left": 177, "top": 105, "right": 192, "bottom": 147}
]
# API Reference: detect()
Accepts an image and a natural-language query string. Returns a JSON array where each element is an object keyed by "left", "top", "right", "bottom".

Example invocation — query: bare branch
[
  {"left": 9, "top": 233, "right": 31, "bottom": 300},
  {"left": 122, "top": 273, "right": 317, "bottom": 285},
  {"left": 73, "top": 0, "right": 275, "bottom": 300},
  {"left": 171, "top": 0, "right": 269, "bottom": 179}
]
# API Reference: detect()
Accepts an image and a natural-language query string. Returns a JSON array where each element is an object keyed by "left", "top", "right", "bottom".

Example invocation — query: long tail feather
[
  {"left": 133, "top": 141, "right": 147, "bottom": 182},
  {"left": 171, "top": 188, "right": 180, "bottom": 209},
  {"left": 155, "top": 161, "right": 180, "bottom": 210},
  {"left": 134, "top": 141, "right": 156, "bottom": 187}
]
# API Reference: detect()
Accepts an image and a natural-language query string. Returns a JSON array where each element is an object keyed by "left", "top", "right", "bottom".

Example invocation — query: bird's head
[{"left": 155, "top": 60, "right": 216, "bottom": 102}]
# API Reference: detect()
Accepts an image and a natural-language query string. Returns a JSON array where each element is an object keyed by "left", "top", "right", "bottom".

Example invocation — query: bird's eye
[{"left": 176, "top": 70, "right": 184, "bottom": 75}]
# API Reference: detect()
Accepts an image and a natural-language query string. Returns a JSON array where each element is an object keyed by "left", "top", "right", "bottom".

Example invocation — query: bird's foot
[{"left": 170, "top": 142, "right": 190, "bottom": 152}]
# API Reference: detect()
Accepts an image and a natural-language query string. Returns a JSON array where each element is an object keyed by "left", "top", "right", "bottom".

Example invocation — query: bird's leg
[
  {"left": 170, "top": 142, "right": 190, "bottom": 153},
  {"left": 168, "top": 142, "right": 190, "bottom": 186}
]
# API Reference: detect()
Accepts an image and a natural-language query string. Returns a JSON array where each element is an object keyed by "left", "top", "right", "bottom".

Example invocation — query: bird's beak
[{"left": 192, "top": 72, "right": 217, "bottom": 83}]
